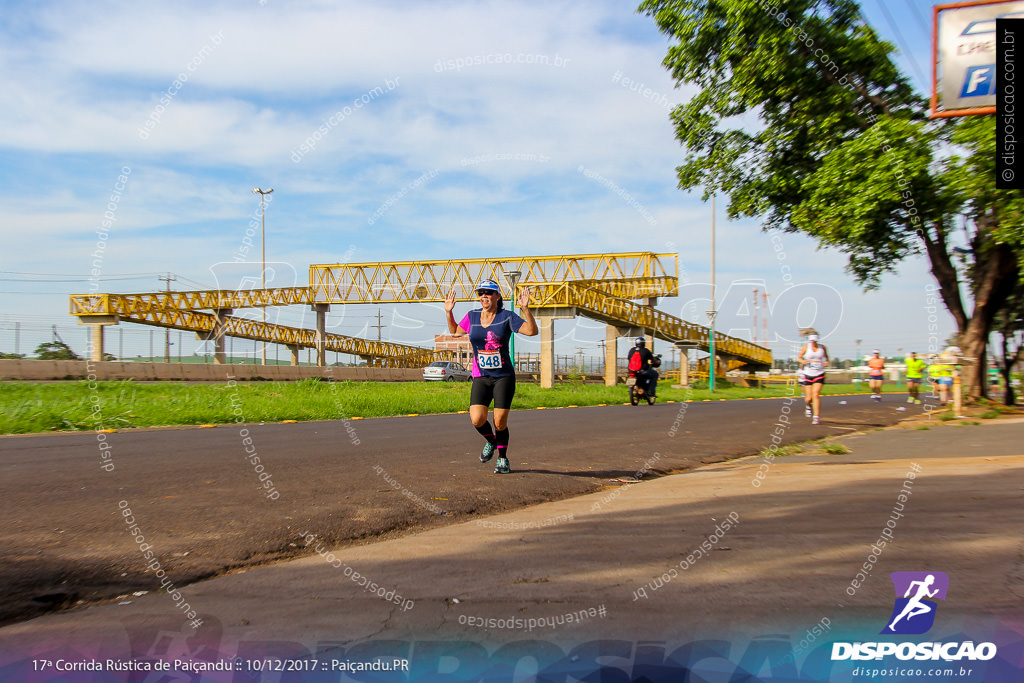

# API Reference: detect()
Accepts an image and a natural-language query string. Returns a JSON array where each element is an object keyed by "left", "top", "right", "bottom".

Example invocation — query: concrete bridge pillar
[
  {"left": 676, "top": 352, "right": 690, "bottom": 386},
  {"left": 313, "top": 304, "right": 330, "bottom": 367},
  {"left": 537, "top": 308, "right": 575, "bottom": 388},
  {"left": 194, "top": 309, "right": 234, "bottom": 364},
  {"left": 671, "top": 342, "right": 703, "bottom": 387},
  {"left": 604, "top": 325, "right": 619, "bottom": 386},
  {"left": 212, "top": 309, "right": 232, "bottom": 364},
  {"left": 78, "top": 315, "right": 119, "bottom": 362}
]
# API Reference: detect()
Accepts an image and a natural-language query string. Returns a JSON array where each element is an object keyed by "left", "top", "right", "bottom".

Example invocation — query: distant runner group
[{"left": 797, "top": 340, "right": 960, "bottom": 424}]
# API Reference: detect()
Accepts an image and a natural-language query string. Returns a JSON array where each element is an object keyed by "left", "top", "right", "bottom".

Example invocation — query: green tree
[
  {"left": 34, "top": 341, "right": 81, "bottom": 360},
  {"left": 992, "top": 287, "right": 1024, "bottom": 405},
  {"left": 639, "top": 0, "right": 1023, "bottom": 398},
  {"left": 0, "top": 352, "right": 24, "bottom": 359}
]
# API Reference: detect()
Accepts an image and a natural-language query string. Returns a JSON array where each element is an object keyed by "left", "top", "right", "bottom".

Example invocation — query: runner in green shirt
[{"left": 904, "top": 351, "right": 927, "bottom": 405}]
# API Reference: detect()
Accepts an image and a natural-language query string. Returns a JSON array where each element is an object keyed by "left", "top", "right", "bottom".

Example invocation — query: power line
[
  {"left": 0, "top": 275, "right": 167, "bottom": 282},
  {"left": 905, "top": 0, "right": 930, "bottom": 38},
  {"left": 172, "top": 274, "right": 215, "bottom": 290},
  {"left": 875, "top": 0, "right": 929, "bottom": 89},
  {"left": 0, "top": 270, "right": 165, "bottom": 277}
]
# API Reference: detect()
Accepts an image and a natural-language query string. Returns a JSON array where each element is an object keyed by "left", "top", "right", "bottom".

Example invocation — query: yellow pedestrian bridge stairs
[{"left": 528, "top": 280, "right": 771, "bottom": 369}]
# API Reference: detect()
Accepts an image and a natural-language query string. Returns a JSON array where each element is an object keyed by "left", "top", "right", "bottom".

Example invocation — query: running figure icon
[{"left": 887, "top": 574, "right": 939, "bottom": 632}]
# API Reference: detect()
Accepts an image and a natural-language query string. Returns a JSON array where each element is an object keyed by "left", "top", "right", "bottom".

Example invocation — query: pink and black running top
[{"left": 458, "top": 309, "right": 527, "bottom": 378}]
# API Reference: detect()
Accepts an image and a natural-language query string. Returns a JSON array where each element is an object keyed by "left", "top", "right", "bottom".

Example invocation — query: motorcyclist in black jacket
[{"left": 627, "top": 337, "right": 659, "bottom": 397}]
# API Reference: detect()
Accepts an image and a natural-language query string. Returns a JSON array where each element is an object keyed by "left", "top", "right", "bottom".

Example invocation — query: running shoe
[
  {"left": 907, "top": 397, "right": 914, "bottom": 403},
  {"left": 480, "top": 442, "right": 496, "bottom": 463},
  {"left": 812, "top": 416, "right": 820, "bottom": 425},
  {"left": 494, "top": 456, "right": 511, "bottom": 474},
  {"left": 914, "top": 399, "right": 921, "bottom": 405}
]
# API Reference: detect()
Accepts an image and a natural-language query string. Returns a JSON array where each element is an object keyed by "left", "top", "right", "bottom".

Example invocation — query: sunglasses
[{"left": 476, "top": 289, "right": 498, "bottom": 296}]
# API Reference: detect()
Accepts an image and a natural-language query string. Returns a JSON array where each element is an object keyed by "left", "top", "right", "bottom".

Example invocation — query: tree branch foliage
[{"left": 640, "top": 0, "right": 1019, "bottom": 285}]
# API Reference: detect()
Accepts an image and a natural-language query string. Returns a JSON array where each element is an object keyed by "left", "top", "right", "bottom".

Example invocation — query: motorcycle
[{"left": 626, "top": 355, "right": 661, "bottom": 406}]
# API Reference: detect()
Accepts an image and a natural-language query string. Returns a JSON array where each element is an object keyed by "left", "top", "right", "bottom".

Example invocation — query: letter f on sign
[{"left": 961, "top": 66, "right": 994, "bottom": 97}]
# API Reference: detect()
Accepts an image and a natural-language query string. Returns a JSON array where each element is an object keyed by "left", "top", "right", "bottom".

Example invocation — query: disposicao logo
[
  {"left": 832, "top": 571, "right": 997, "bottom": 663},
  {"left": 881, "top": 571, "right": 948, "bottom": 635}
]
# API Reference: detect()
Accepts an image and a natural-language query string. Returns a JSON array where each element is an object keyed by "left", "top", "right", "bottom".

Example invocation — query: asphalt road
[{"left": 0, "top": 392, "right": 911, "bottom": 626}]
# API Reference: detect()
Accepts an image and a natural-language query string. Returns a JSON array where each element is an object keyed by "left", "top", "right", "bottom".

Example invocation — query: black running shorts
[{"left": 470, "top": 375, "right": 517, "bottom": 410}]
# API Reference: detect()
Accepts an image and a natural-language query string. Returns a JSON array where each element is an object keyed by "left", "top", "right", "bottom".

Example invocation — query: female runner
[
  {"left": 797, "top": 334, "right": 829, "bottom": 425},
  {"left": 444, "top": 279, "right": 538, "bottom": 473}
]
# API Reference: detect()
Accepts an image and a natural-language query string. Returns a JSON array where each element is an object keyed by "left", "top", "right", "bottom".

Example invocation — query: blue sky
[{"left": 0, "top": 0, "right": 959, "bottom": 364}]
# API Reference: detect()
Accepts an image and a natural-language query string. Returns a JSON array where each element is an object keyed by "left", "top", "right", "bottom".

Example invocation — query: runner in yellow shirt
[
  {"left": 928, "top": 359, "right": 953, "bottom": 405},
  {"left": 904, "top": 352, "right": 927, "bottom": 405}
]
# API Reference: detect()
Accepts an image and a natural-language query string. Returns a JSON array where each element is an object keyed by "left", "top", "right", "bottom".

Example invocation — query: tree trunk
[
  {"left": 960, "top": 240, "right": 1020, "bottom": 398},
  {"left": 921, "top": 227, "right": 968, "bottom": 334},
  {"left": 922, "top": 211, "right": 1019, "bottom": 401},
  {"left": 960, "top": 327, "right": 989, "bottom": 400}
]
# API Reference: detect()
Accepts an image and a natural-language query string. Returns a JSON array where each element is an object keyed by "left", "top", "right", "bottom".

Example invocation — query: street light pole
[
  {"left": 503, "top": 270, "right": 522, "bottom": 371},
  {"left": 856, "top": 338, "right": 863, "bottom": 391},
  {"left": 708, "top": 195, "right": 717, "bottom": 392},
  {"left": 252, "top": 188, "right": 273, "bottom": 365}
]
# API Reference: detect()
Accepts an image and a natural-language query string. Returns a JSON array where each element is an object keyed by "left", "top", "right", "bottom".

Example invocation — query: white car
[{"left": 422, "top": 360, "right": 472, "bottom": 382}]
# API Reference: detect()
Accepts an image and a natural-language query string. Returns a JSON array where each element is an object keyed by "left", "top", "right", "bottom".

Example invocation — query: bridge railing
[{"left": 308, "top": 253, "right": 678, "bottom": 303}]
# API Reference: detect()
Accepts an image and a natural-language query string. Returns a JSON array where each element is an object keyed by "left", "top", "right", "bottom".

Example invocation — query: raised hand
[{"left": 516, "top": 286, "right": 532, "bottom": 308}]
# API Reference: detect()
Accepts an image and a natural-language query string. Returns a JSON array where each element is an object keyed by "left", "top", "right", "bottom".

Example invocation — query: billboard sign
[{"left": 932, "top": 0, "right": 1024, "bottom": 117}]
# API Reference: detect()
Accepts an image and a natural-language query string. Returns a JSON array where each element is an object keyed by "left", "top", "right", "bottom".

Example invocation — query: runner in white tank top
[
  {"left": 802, "top": 346, "right": 827, "bottom": 377},
  {"left": 797, "top": 335, "right": 829, "bottom": 425}
]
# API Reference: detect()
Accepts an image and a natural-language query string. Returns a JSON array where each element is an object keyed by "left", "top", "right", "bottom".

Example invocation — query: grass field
[{"left": 0, "top": 379, "right": 871, "bottom": 435}]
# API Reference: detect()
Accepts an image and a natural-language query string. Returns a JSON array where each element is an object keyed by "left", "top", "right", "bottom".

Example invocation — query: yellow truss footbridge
[{"left": 70, "top": 252, "right": 770, "bottom": 381}]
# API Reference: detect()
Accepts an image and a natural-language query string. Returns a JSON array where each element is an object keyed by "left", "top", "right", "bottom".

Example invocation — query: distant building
[{"left": 434, "top": 334, "right": 472, "bottom": 367}]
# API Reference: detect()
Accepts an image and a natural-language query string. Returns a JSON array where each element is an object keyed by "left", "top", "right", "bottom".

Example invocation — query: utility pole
[
  {"left": 158, "top": 273, "right": 176, "bottom": 363},
  {"left": 370, "top": 308, "right": 386, "bottom": 342},
  {"left": 762, "top": 291, "right": 769, "bottom": 343},
  {"left": 753, "top": 288, "right": 758, "bottom": 344}
]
